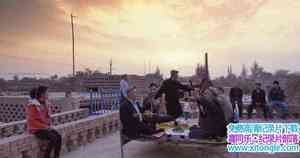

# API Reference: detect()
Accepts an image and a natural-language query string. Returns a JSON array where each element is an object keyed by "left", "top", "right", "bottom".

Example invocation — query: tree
[
  {"left": 274, "top": 69, "right": 289, "bottom": 78},
  {"left": 286, "top": 75, "right": 300, "bottom": 104},
  {"left": 155, "top": 66, "right": 161, "bottom": 76},
  {"left": 84, "top": 68, "right": 93, "bottom": 76},
  {"left": 13, "top": 75, "right": 19, "bottom": 81},
  {"left": 195, "top": 64, "right": 206, "bottom": 77},
  {"left": 93, "top": 69, "right": 102, "bottom": 74},
  {"left": 250, "top": 61, "right": 264, "bottom": 80},
  {"left": 240, "top": 64, "right": 248, "bottom": 79},
  {"left": 50, "top": 74, "right": 58, "bottom": 81}
]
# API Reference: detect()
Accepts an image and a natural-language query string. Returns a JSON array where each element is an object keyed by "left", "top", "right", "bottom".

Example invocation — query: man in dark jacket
[
  {"left": 248, "top": 83, "right": 268, "bottom": 119},
  {"left": 229, "top": 86, "right": 243, "bottom": 118},
  {"left": 155, "top": 70, "right": 193, "bottom": 119},
  {"left": 120, "top": 87, "right": 157, "bottom": 139},
  {"left": 143, "top": 83, "right": 160, "bottom": 113},
  {"left": 268, "top": 81, "right": 289, "bottom": 119},
  {"left": 190, "top": 79, "right": 228, "bottom": 139}
]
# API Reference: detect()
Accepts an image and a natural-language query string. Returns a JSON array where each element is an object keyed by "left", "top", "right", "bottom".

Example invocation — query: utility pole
[
  {"left": 144, "top": 60, "right": 146, "bottom": 75},
  {"left": 71, "top": 14, "right": 76, "bottom": 77},
  {"left": 109, "top": 58, "right": 112, "bottom": 75}
]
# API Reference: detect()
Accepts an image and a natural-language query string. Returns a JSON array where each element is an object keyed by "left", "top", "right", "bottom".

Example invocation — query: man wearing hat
[{"left": 155, "top": 70, "right": 193, "bottom": 119}]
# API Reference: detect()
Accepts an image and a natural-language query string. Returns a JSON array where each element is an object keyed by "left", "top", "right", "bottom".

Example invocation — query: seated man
[
  {"left": 229, "top": 85, "right": 244, "bottom": 118},
  {"left": 190, "top": 79, "right": 231, "bottom": 139},
  {"left": 268, "top": 81, "right": 289, "bottom": 119},
  {"left": 143, "top": 83, "right": 160, "bottom": 113},
  {"left": 142, "top": 83, "right": 174, "bottom": 128},
  {"left": 248, "top": 83, "right": 268, "bottom": 119},
  {"left": 120, "top": 87, "right": 163, "bottom": 139}
]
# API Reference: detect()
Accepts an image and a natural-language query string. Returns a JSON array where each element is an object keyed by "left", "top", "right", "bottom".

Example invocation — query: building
[
  {"left": 82, "top": 73, "right": 147, "bottom": 97},
  {"left": 83, "top": 73, "right": 121, "bottom": 92}
]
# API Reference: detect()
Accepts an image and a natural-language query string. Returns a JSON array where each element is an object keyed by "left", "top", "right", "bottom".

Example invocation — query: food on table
[{"left": 172, "top": 126, "right": 185, "bottom": 133}]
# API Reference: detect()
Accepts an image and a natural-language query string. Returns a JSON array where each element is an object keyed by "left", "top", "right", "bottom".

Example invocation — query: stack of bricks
[
  {"left": 0, "top": 108, "right": 89, "bottom": 139},
  {"left": 0, "top": 111, "right": 120, "bottom": 158}
]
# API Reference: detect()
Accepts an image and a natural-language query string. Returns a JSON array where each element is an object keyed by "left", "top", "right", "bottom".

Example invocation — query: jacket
[
  {"left": 155, "top": 78, "right": 192, "bottom": 118},
  {"left": 251, "top": 89, "right": 266, "bottom": 105},
  {"left": 268, "top": 87, "right": 285, "bottom": 101},
  {"left": 119, "top": 99, "right": 153, "bottom": 139},
  {"left": 229, "top": 87, "right": 243, "bottom": 101},
  {"left": 26, "top": 99, "right": 51, "bottom": 134},
  {"left": 197, "top": 87, "right": 228, "bottom": 137}
]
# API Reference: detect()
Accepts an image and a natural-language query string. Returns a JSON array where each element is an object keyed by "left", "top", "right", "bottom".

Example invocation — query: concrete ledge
[{"left": 0, "top": 111, "right": 120, "bottom": 158}]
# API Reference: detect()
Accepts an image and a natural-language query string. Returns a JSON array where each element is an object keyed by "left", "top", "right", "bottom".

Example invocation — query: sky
[{"left": 1, "top": 0, "right": 300, "bottom": 79}]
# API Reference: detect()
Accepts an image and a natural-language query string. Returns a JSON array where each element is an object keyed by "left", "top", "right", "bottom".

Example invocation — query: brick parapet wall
[
  {"left": 0, "top": 111, "right": 120, "bottom": 158},
  {"left": 0, "top": 108, "right": 89, "bottom": 139},
  {"left": 0, "top": 97, "right": 82, "bottom": 123}
]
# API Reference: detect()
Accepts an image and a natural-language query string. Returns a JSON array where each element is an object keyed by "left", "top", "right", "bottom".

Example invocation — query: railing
[{"left": 89, "top": 89, "right": 121, "bottom": 115}]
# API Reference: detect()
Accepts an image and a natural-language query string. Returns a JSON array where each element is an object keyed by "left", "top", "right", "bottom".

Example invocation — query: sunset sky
[{"left": 1, "top": 0, "right": 300, "bottom": 79}]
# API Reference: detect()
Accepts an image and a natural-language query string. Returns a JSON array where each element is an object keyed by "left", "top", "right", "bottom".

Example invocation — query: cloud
[
  {"left": 0, "top": 0, "right": 68, "bottom": 46},
  {"left": 58, "top": 0, "right": 122, "bottom": 15},
  {"left": 161, "top": 0, "right": 269, "bottom": 42},
  {"left": 1, "top": 0, "right": 300, "bottom": 78}
]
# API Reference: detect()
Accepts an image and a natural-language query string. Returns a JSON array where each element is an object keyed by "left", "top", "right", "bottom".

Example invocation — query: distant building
[
  {"left": 82, "top": 73, "right": 147, "bottom": 97},
  {"left": 144, "top": 73, "right": 163, "bottom": 87},
  {"left": 4, "top": 78, "right": 50, "bottom": 92},
  {"left": 83, "top": 73, "right": 121, "bottom": 92}
]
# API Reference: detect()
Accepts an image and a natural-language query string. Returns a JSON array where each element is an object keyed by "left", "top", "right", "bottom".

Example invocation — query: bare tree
[
  {"left": 250, "top": 61, "right": 264, "bottom": 80},
  {"left": 240, "top": 64, "right": 248, "bottom": 79}
]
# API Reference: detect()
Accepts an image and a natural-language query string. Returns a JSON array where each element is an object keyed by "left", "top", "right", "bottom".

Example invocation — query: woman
[{"left": 26, "top": 86, "right": 62, "bottom": 158}]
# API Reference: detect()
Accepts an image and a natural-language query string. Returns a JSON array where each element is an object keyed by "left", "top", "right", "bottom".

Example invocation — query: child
[{"left": 26, "top": 86, "right": 62, "bottom": 158}]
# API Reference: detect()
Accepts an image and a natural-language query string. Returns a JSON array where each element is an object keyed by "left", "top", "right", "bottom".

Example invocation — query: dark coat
[
  {"left": 251, "top": 89, "right": 266, "bottom": 105},
  {"left": 119, "top": 99, "right": 153, "bottom": 139},
  {"left": 155, "top": 78, "right": 192, "bottom": 118},
  {"left": 142, "top": 93, "right": 158, "bottom": 113},
  {"left": 197, "top": 88, "right": 228, "bottom": 137},
  {"left": 229, "top": 87, "right": 243, "bottom": 102},
  {"left": 268, "top": 87, "right": 285, "bottom": 101}
]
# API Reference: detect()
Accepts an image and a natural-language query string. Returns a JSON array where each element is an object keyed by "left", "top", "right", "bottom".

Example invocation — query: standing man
[
  {"left": 268, "top": 81, "right": 289, "bottom": 119},
  {"left": 154, "top": 70, "right": 192, "bottom": 119},
  {"left": 120, "top": 74, "right": 129, "bottom": 103},
  {"left": 248, "top": 83, "right": 268, "bottom": 119},
  {"left": 229, "top": 86, "right": 244, "bottom": 118}
]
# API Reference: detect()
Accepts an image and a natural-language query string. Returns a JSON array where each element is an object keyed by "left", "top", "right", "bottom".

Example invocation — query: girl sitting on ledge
[{"left": 26, "top": 86, "right": 62, "bottom": 158}]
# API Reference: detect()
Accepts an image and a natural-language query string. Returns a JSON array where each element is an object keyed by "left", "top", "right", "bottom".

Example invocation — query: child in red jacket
[{"left": 26, "top": 86, "right": 62, "bottom": 158}]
